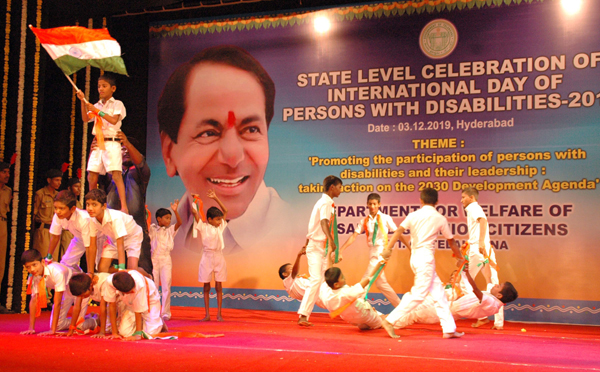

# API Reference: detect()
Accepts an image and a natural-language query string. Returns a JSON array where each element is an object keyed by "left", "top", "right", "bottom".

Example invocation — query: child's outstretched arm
[
  {"left": 382, "top": 226, "right": 410, "bottom": 260},
  {"left": 63, "top": 296, "right": 84, "bottom": 337},
  {"left": 359, "top": 259, "right": 386, "bottom": 288},
  {"left": 171, "top": 199, "right": 182, "bottom": 232},
  {"left": 106, "top": 302, "right": 121, "bottom": 339},
  {"left": 46, "top": 233, "right": 61, "bottom": 262},
  {"left": 291, "top": 247, "right": 306, "bottom": 279},
  {"left": 464, "top": 264, "right": 483, "bottom": 302},
  {"left": 190, "top": 195, "right": 201, "bottom": 223},
  {"left": 207, "top": 189, "right": 228, "bottom": 220},
  {"left": 338, "top": 231, "right": 360, "bottom": 263},
  {"left": 116, "top": 237, "right": 126, "bottom": 270},
  {"left": 77, "top": 91, "right": 90, "bottom": 122},
  {"left": 20, "top": 295, "right": 38, "bottom": 335},
  {"left": 92, "top": 299, "right": 108, "bottom": 338}
]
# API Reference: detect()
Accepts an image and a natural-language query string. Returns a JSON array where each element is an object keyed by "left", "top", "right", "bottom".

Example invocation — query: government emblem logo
[{"left": 420, "top": 19, "right": 458, "bottom": 59}]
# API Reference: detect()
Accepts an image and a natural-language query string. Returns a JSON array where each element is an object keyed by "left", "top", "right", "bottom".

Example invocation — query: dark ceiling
[{"left": 47, "top": 0, "right": 377, "bottom": 25}]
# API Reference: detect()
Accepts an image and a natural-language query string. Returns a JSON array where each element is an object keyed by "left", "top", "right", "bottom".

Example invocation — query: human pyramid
[{"left": 279, "top": 175, "right": 518, "bottom": 339}]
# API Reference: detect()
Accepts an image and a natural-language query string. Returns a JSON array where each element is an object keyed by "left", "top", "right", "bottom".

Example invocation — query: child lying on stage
[
  {"left": 278, "top": 248, "right": 326, "bottom": 310},
  {"left": 320, "top": 259, "right": 395, "bottom": 335},
  {"left": 391, "top": 265, "right": 517, "bottom": 329}
]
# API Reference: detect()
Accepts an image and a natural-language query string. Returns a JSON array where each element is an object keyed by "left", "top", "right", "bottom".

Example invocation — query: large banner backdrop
[{"left": 147, "top": 1, "right": 600, "bottom": 325}]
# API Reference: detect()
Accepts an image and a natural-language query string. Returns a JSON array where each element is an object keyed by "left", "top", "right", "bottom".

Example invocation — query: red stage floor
[{"left": 0, "top": 307, "right": 599, "bottom": 371}]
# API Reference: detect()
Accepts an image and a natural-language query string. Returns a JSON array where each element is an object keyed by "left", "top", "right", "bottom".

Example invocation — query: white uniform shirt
[
  {"left": 355, "top": 212, "right": 397, "bottom": 251},
  {"left": 194, "top": 219, "right": 227, "bottom": 251},
  {"left": 89, "top": 209, "right": 142, "bottom": 244},
  {"left": 90, "top": 97, "right": 126, "bottom": 137},
  {"left": 321, "top": 282, "right": 373, "bottom": 324},
  {"left": 49, "top": 209, "right": 92, "bottom": 247},
  {"left": 89, "top": 272, "right": 110, "bottom": 303},
  {"left": 102, "top": 271, "right": 160, "bottom": 312},
  {"left": 149, "top": 223, "right": 177, "bottom": 257},
  {"left": 465, "top": 202, "right": 491, "bottom": 248},
  {"left": 306, "top": 194, "right": 335, "bottom": 242},
  {"left": 31, "top": 263, "right": 72, "bottom": 295},
  {"left": 283, "top": 274, "right": 310, "bottom": 301},
  {"left": 400, "top": 205, "right": 453, "bottom": 251},
  {"left": 452, "top": 291, "right": 503, "bottom": 319}
]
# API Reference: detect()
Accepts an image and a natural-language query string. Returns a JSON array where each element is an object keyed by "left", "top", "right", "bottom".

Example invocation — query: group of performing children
[
  {"left": 19, "top": 74, "right": 516, "bottom": 340},
  {"left": 21, "top": 187, "right": 228, "bottom": 340},
  {"left": 20, "top": 73, "right": 229, "bottom": 339},
  {"left": 279, "top": 175, "right": 518, "bottom": 339}
]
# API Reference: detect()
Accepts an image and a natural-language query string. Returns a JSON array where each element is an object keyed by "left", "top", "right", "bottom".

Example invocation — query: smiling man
[{"left": 157, "top": 45, "right": 289, "bottom": 254}]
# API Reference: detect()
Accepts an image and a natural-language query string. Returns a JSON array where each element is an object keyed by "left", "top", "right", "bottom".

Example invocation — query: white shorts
[
  {"left": 101, "top": 238, "right": 142, "bottom": 260},
  {"left": 87, "top": 141, "right": 122, "bottom": 175},
  {"left": 198, "top": 250, "right": 227, "bottom": 283}
]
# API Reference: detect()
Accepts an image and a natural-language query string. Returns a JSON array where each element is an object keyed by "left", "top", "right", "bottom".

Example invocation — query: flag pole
[{"left": 62, "top": 72, "right": 88, "bottom": 104}]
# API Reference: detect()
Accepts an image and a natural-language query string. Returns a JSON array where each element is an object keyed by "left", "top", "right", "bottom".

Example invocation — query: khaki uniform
[
  {"left": 32, "top": 187, "right": 57, "bottom": 259},
  {"left": 0, "top": 184, "right": 12, "bottom": 293}
]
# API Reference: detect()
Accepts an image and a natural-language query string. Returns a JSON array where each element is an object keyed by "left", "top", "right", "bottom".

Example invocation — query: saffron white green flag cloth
[{"left": 30, "top": 26, "right": 128, "bottom": 76}]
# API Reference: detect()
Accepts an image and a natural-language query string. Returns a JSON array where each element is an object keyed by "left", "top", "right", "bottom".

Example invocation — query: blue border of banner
[{"left": 166, "top": 286, "right": 600, "bottom": 325}]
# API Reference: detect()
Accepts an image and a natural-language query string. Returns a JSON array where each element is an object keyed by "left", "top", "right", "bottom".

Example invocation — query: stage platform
[{"left": 0, "top": 307, "right": 598, "bottom": 371}]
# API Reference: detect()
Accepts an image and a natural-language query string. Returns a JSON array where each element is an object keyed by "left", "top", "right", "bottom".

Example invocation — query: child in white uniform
[
  {"left": 320, "top": 260, "right": 387, "bottom": 331},
  {"left": 102, "top": 270, "right": 165, "bottom": 340},
  {"left": 278, "top": 248, "right": 326, "bottom": 310},
  {"left": 149, "top": 199, "right": 182, "bottom": 321},
  {"left": 339, "top": 193, "right": 400, "bottom": 307},
  {"left": 460, "top": 187, "right": 503, "bottom": 329},
  {"left": 393, "top": 266, "right": 517, "bottom": 329},
  {"left": 67, "top": 272, "right": 113, "bottom": 336},
  {"left": 77, "top": 73, "right": 128, "bottom": 214},
  {"left": 381, "top": 188, "right": 465, "bottom": 339},
  {"left": 85, "top": 189, "right": 143, "bottom": 274},
  {"left": 191, "top": 189, "right": 228, "bottom": 322},
  {"left": 20, "top": 250, "right": 96, "bottom": 336},
  {"left": 297, "top": 175, "right": 343, "bottom": 327},
  {"left": 46, "top": 191, "right": 94, "bottom": 273}
]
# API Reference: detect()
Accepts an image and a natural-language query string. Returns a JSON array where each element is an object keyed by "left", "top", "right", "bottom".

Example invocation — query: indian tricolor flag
[{"left": 30, "top": 26, "right": 128, "bottom": 76}]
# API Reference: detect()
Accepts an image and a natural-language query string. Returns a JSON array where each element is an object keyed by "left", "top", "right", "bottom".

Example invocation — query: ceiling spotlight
[
  {"left": 314, "top": 16, "right": 331, "bottom": 33},
  {"left": 561, "top": 0, "right": 582, "bottom": 15}
]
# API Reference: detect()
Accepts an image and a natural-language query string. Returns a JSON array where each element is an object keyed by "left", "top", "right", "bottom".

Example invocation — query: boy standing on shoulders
[
  {"left": 297, "top": 175, "right": 343, "bottom": 327},
  {"left": 460, "top": 187, "right": 503, "bottom": 329},
  {"left": 191, "top": 190, "right": 228, "bottom": 322},
  {"left": 77, "top": 73, "right": 128, "bottom": 214},
  {"left": 338, "top": 193, "right": 401, "bottom": 307},
  {"left": 149, "top": 200, "right": 182, "bottom": 321},
  {"left": 380, "top": 188, "right": 465, "bottom": 339}
]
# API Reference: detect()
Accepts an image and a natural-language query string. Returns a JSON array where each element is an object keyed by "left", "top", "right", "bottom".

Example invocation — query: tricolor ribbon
[
  {"left": 145, "top": 205, "right": 151, "bottom": 231},
  {"left": 27, "top": 275, "right": 49, "bottom": 317},
  {"left": 364, "top": 214, "right": 388, "bottom": 248},
  {"left": 324, "top": 203, "right": 339, "bottom": 263},
  {"left": 446, "top": 243, "right": 470, "bottom": 299},
  {"left": 88, "top": 111, "right": 105, "bottom": 151},
  {"left": 192, "top": 195, "right": 206, "bottom": 222}
]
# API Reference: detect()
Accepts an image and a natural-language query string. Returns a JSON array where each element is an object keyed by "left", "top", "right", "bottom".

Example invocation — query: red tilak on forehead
[{"left": 227, "top": 111, "right": 236, "bottom": 129}]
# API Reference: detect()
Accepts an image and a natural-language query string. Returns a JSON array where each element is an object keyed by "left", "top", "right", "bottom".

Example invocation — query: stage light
[
  {"left": 314, "top": 16, "right": 331, "bottom": 33},
  {"left": 561, "top": 0, "right": 582, "bottom": 15}
]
